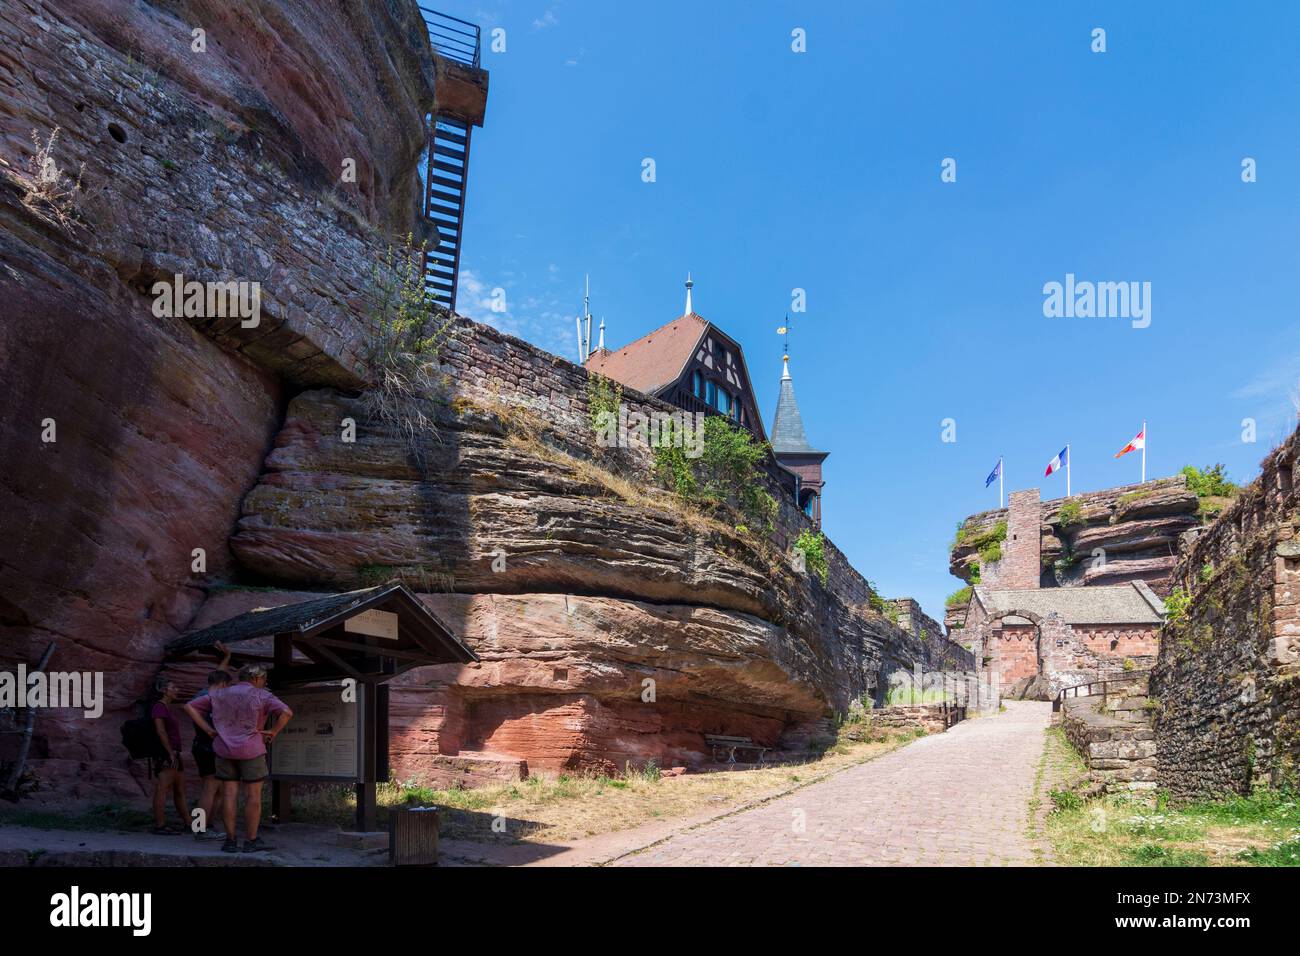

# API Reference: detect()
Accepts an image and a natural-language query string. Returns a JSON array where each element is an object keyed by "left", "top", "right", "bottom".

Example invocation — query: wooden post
[
  {"left": 357, "top": 780, "right": 376, "bottom": 833},
  {"left": 357, "top": 678, "right": 378, "bottom": 832},
  {"left": 2, "top": 641, "right": 56, "bottom": 796},
  {"left": 271, "top": 633, "right": 292, "bottom": 823}
]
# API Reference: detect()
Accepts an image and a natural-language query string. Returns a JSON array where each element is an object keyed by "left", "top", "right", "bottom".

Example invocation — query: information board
[{"left": 269, "top": 684, "right": 365, "bottom": 782}]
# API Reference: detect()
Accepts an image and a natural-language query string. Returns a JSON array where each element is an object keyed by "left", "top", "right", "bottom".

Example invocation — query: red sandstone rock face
[
  {"left": 0, "top": 0, "right": 433, "bottom": 796},
  {"left": 0, "top": 192, "right": 282, "bottom": 792},
  {"left": 231, "top": 390, "right": 779, "bottom": 618},
  {"left": 188, "top": 587, "right": 833, "bottom": 781},
  {"left": 950, "top": 477, "right": 1199, "bottom": 596},
  {"left": 219, "top": 386, "right": 943, "bottom": 777}
]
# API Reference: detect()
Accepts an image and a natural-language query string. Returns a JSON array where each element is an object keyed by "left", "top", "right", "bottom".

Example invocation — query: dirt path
[{"left": 610, "top": 701, "right": 1053, "bottom": 866}]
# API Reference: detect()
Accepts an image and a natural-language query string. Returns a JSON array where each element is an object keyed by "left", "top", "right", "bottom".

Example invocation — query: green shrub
[
  {"left": 1050, "top": 789, "right": 1083, "bottom": 812},
  {"left": 945, "top": 585, "right": 973, "bottom": 608},
  {"left": 1124, "top": 843, "right": 1209, "bottom": 867},
  {"left": 794, "top": 528, "right": 829, "bottom": 584},
  {"left": 1164, "top": 586, "right": 1192, "bottom": 625},
  {"left": 1057, "top": 498, "right": 1084, "bottom": 529},
  {"left": 1181, "top": 463, "right": 1237, "bottom": 498},
  {"left": 866, "top": 581, "right": 897, "bottom": 621},
  {"left": 360, "top": 236, "right": 454, "bottom": 471},
  {"left": 586, "top": 373, "right": 622, "bottom": 437},
  {"left": 653, "top": 416, "right": 777, "bottom": 535}
]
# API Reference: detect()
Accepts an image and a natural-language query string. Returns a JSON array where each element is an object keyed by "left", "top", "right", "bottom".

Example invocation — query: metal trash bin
[{"left": 389, "top": 806, "right": 440, "bottom": 866}]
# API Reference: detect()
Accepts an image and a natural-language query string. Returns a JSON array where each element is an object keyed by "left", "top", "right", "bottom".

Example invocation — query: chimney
[{"left": 1002, "top": 489, "right": 1042, "bottom": 590}]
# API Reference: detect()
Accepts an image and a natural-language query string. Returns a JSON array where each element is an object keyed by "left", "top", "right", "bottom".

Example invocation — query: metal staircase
[
  {"left": 417, "top": 7, "right": 486, "bottom": 313},
  {"left": 421, "top": 114, "right": 472, "bottom": 310}
]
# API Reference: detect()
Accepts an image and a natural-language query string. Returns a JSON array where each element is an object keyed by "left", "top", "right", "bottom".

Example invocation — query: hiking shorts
[
  {"left": 192, "top": 744, "right": 217, "bottom": 779},
  {"left": 215, "top": 755, "right": 269, "bottom": 783}
]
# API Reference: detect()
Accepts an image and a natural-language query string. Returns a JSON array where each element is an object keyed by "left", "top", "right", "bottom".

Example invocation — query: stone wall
[
  {"left": 1061, "top": 693, "right": 1157, "bottom": 792},
  {"left": 983, "top": 489, "right": 1042, "bottom": 590},
  {"left": 841, "top": 704, "right": 964, "bottom": 738},
  {"left": 434, "top": 317, "right": 966, "bottom": 654},
  {"left": 869, "top": 704, "right": 963, "bottom": 735},
  {"left": 1152, "top": 425, "right": 1300, "bottom": 802}
]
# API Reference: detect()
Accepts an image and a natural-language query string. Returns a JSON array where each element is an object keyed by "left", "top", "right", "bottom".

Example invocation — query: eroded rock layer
[{"left": 224, "top": 382, "right": 966, "bottom": 779}]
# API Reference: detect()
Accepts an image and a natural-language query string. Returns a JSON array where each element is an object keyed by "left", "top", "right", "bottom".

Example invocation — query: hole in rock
[{"left": 107, "top": 122, "right": 127, "bottom": 143}]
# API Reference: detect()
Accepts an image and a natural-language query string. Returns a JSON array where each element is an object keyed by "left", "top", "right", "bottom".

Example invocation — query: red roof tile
[{"left": 582, "top": 312, "right": 708, "bottom": 396}]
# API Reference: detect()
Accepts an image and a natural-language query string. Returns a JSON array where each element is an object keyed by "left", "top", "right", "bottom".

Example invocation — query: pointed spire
[
  {"left": 597, "top": 315, "right": 605, "bottom": 351},
  {"left": 684, "top": 272, "right": 694, "bottom": 315},
  {"left": 771, "top": 352, "right": 823, "bottom": 455}
]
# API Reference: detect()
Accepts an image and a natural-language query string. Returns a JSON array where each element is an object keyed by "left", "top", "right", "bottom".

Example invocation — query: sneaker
[
  {"left": 242, "top": 837, "right": 274, "bottom": 853},
  {"left": 194, "top": 828, "right": 226, "bottom": 841},
  {"left": 221, "top": 838, "right": 240, "bottom": 853}
]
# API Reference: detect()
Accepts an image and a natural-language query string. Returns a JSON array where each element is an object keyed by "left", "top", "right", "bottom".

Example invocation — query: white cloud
[
  {"left": 1231, "top": 321, "right": 1300, "bottom": 402},
  {"left": 457, "top": 266, "right": 577, "bottom": 361},
  {"left": 533, "top": 8, "right": 558, "bottom": 30}
]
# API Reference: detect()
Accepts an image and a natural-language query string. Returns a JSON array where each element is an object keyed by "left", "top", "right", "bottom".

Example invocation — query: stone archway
[{"left": 973, "top": 608, "right": 1046, "bottom": 699}]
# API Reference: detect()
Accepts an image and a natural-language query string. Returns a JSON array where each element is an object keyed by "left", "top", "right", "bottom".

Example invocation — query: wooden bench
[{"left": 704, "top": 734, "right": 769, "bottom": 765}]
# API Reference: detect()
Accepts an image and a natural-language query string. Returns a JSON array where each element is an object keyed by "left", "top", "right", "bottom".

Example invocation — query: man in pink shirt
[{"left": 185, "top": 663, "right": 292, "bottom": 854}]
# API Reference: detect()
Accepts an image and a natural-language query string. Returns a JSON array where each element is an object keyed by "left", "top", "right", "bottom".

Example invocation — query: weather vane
[{"left": 776, "top": 314, "right": 793, "bottom": 359}]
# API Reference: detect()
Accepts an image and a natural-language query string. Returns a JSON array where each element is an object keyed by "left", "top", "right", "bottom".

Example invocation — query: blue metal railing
[{"left": 418, "top": 5, "right": 481, "bottom": 68}]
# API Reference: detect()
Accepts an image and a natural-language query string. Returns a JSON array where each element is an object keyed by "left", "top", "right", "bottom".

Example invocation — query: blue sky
[{"left": 439, "top": 0, "right": 1300, "bottom": 619}]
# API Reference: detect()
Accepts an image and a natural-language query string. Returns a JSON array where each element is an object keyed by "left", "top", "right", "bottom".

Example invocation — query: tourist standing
[
  {"left": 149, "top": 677, "right": 190, "bottom": 834},
  {"left": 184, "top": 663, "right": 292, "bottom": 853}
]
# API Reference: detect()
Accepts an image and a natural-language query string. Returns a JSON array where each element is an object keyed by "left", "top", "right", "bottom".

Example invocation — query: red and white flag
[{"left": 1114, "top": 427, "right": 1145, "bottom": 459}]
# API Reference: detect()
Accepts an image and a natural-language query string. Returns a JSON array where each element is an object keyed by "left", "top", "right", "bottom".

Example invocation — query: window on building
[
  {"left": 705, "top": 379, "right": 717, "bottom": 406},
  {"left": 716, "top": 388, "right": 729, "bottom": 414},
  {"left": 803, "top": 494, "right": 815, "bottom": 518},
  {"left": 692, "top": 370, "right": 702, "bottom": 398}
]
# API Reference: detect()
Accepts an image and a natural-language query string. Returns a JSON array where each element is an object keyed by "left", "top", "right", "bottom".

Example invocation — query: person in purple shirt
[
  {"left": 149, "top": 677, "right": 190, "bottom": 834},
  {"left": 185, "top": 663, "right": 292, "bottom": 854}
]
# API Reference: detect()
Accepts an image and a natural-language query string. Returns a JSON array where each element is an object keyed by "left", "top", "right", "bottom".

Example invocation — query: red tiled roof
[{"left": 582, "top": 312, "right": 708, "bottom": 396}]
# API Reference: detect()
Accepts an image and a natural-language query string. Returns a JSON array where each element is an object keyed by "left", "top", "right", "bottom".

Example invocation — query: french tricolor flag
[{"left": 1045, "top": 445, "right": 1068, "bottom": 477}]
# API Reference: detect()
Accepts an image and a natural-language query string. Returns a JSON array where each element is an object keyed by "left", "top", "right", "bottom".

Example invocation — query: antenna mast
[{"left": 584, "top": 274, "right": 592, "bottom": 362}]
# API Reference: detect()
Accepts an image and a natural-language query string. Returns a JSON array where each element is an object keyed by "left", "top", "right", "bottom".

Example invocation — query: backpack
[{"left": 121, "top": 703, "right": 165, "bottom": 760}]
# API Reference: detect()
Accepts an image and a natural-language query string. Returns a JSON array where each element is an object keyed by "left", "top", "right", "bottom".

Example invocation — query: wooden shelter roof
[{"left": 166, "top": 582, "right": 477, "bottom": 667}]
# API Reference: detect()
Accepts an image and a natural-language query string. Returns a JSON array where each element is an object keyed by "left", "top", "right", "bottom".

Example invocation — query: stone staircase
[{"left": 1058, "top": 675, "right": 1157, "bottom": 792}]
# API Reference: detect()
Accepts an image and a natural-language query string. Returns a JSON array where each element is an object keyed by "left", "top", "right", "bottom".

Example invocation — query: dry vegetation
[
  {"left": 8, "top": 128, "right": 84, "bottom": 228},
  {"left": 293, "top": 731, "right": 922, "bottom": 846}
]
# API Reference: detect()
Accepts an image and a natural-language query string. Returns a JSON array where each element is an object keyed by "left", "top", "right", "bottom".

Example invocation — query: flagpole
[
  {"left": 1066, "top": 443, "right": 1071, "bottom": 497},
  {"left": 1141, "top": 421, "right": 1146, "bottom": 484},
  {"left": 999, "top": 456, "right": 1004, "bottom": 509}
]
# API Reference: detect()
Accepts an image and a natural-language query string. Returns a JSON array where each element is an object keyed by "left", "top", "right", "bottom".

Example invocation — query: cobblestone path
[{"left": 614, "top": 701, "right": 1053, "bottom": 866}]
